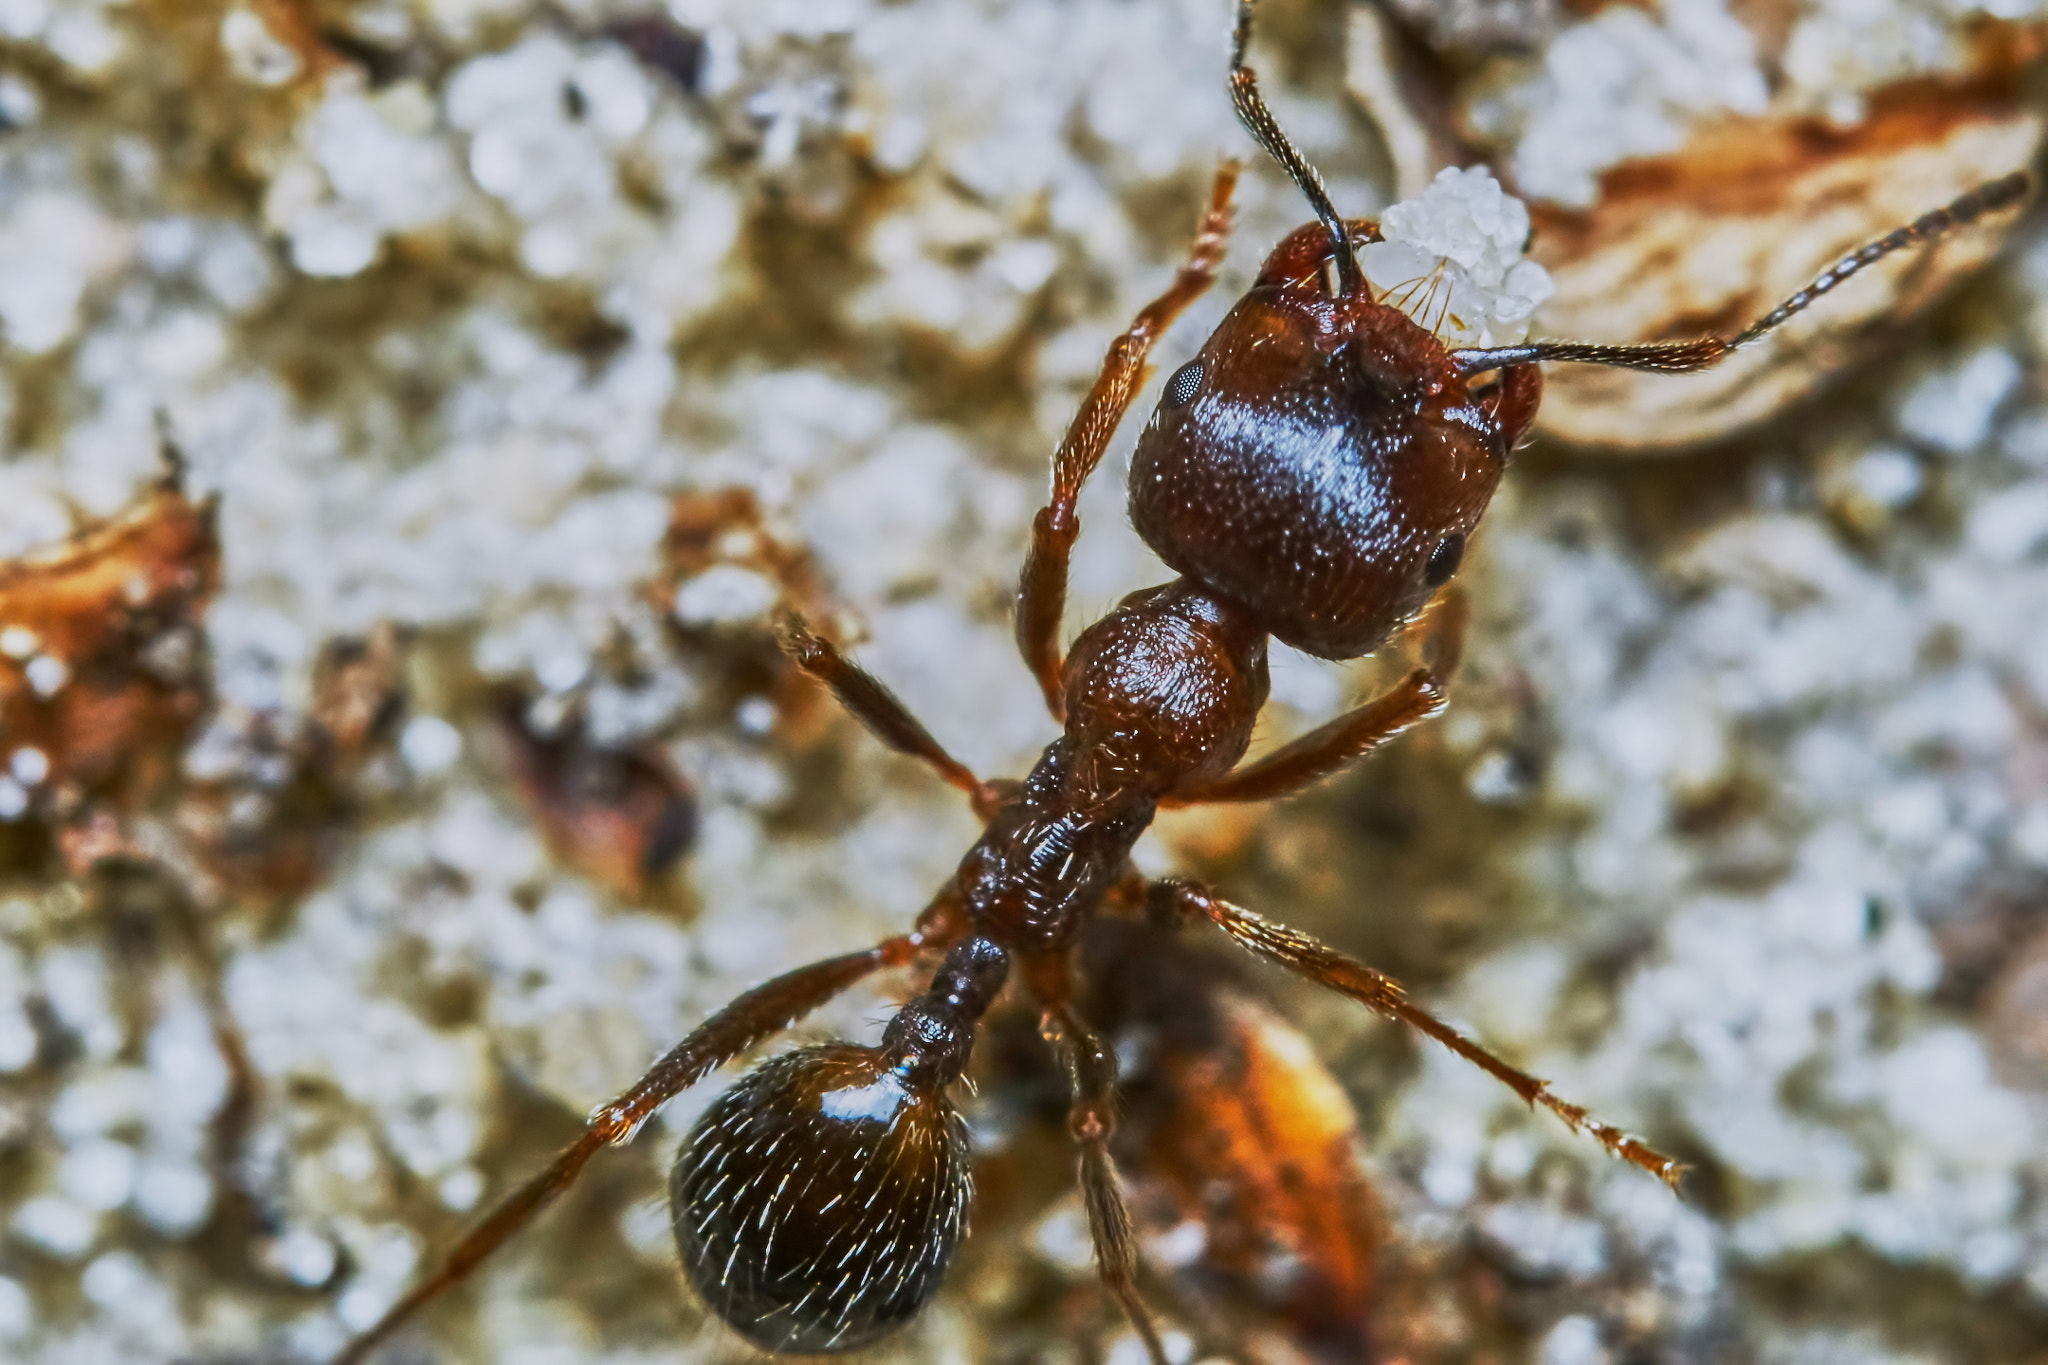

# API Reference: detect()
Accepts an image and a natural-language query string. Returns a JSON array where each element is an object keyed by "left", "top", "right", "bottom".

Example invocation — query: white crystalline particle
[
  {"left": 0, "top": 1001, "right": 33, "bottom": 1070},
  {"left": 220, "top": 6, "right": 303, "bottom": 85},
  {"left": 400, "top": 716, "right": 463, "bottom": 775},
  {"left": 79, "top": 1250, "right": 146, "bottom": 1309},
  {"left": 1360, "top": 166, "right": 1552, "bottom": 348},
  {"left": 441, "top": 22, "right": 571, "bottom": 118},
  {"left": 0, "top": 0, "right": 48, "bottom": 42},
  {"left": 139, "top": 309, "right": 230, "bottom": 382},
  {"left": 337, "top": 1281, "right": 399, "bottom": 1333},
  {"left": 1539, "top": 1315, "right": 1610, "bottom": 1365},
  {"left": 132, "top": 1157, "right": 213, "bottom": 1237},
  {"left": 673, "top": 565, "right": 780, "bottom": 627},
  {"left": 311, "top": 90, "right": 462, "bottom": 233},
  {"left": 2010, "top": 802, "right": 2048, "bottom": 869},
  {"left": 1849, "top": 446, "right": 1924, "bottom": 510},
  {"left": 0, "top": 73, "right": 38, "bottom": 128},
  {"left": 9, "top": 747, "right": 48, "bottom": 785},
  {"left": 1504, "top": 0, "right": 1766, "bottom": 206},
  {"left": 197, "top": 225, "right": 277, "bottom": 313},
  {"left": 148, "top": 989, "right": 232, "bottom": 1127},
  {"left": 289, "top": 204, "right": 381, "bottom": 278},
  {"left": 519, "top": 221, "right": 582, "bottom": 278},
  {"left": 1479, "top": 1200, "right": 1609, "bottom": 1280},
  {"left": 12, "top": 1195, "right": 98, "bottom": 1259},
  {"left": 438, "top": 1165, "right": 483, "bottom": 1210},
  {"left": 42, "top": 947, "right": 123, "bottom": 1061},
  {"left": 570, "top": 50, "right": 652, "bottom": 141},
  {"left": 1106, "top": 1332, "right": 1192, "bottom": 1365},
  {"left": 1031, "top": 1200, "right": 1096, "bottom": 1275},
  {"left": 533, "top": 650, "right": 589, "bottom": 694},
  {"left": 45, "top": 5, "right": 122, "bottom": 76},
  {"left": 1897, "top": 347, "right": 2022, "bottom": 455},
  {"left": 59, "top": 1137, "right": 138, "bottom": 1211},
  {"left": 1967, "top": 481, "right": 2048, "bottom": 562},
  {"left": 267, "top": 1226, "right": 340, "bottom": 1286},
  {"left": 734, "top": 695, "right": 777, "bottom": 736},
  {"left": 0, "top": 625, "right": 36, "bottom": 658},
  {"left": 0, "top": 778, "right": 25, "bottom": 821},
  {"left": 25, "top": 653, "right": 68, "bottom": 695},
  {"left": 0, "top": 1274, "right": 29, "bottom": 1341},
  {"left": 0, "top": 194, "right": 132, "bottom": 354}
]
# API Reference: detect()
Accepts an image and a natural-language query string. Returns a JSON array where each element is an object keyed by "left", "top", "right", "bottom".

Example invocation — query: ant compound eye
[
  {"left": 671, "top": 1044, "right": 972, "bottom": 1353},
  {"left": 1424, "top": 533, "right": 1465, "bottom": 588},
  {"left": 1163, "top": 358, "right": 1205, "bottom": 410}
]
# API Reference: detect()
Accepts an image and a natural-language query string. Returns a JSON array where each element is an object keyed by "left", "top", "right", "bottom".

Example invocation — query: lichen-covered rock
[{"left": 0, "top": 2, "right": 2044, "bottom": 1363}]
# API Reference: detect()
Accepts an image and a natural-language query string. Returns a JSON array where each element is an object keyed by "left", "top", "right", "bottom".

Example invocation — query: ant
[{"left": 332, "top": 3, "right": 2033, "bottom": 1360}]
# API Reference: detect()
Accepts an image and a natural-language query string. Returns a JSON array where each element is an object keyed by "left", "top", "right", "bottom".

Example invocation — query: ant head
[
  {"left": 1126, "top": 3, "right": 1538, "bottom": 660},
  {"left": 1130, "top": 223, "right": 1533, "bottom": 659},
  {"left": 671, "top": 1044, "right": 971, "bottom": 1352}
]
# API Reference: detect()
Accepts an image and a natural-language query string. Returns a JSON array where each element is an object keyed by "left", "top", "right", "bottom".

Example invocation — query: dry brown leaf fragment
[
  {"left": 1083, "top": 920, "right": 1379, "bottom": 1363},
  {"left": 1528, "top": 74, "right": 2043, "bottom": 450},
  {"left": 495, "top": 688, "right": 697, "bottom": 898},
  {"left": 0, "top": 470, "right": 219, "bottom": 816}
]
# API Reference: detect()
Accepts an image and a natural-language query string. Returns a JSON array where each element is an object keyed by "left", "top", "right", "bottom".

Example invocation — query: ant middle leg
[
  {"left": 781, "top": 616, "right": 1007, "bottom": 818},
  {"left": 1163, "top": 589, "right": 1467, "bottom": 807},
  {"left": 1015, "top": 163, "right": 1238, "bottom": 720},
  {"left": 1147, "top": 878, "right": 1683, "bottom": 1188},
  {"left": 329, "top": 894, "right": 967, "bottom": 1365}
]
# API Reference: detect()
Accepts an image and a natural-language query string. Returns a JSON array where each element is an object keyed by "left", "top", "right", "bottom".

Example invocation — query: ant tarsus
[{"left": 329, "top": 0, "right": 2030, "bottom": 1358}]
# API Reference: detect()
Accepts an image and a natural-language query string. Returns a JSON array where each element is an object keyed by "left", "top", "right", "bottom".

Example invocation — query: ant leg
[
  {"left": 781, "top": 617, "right": 1005, "bottom": 818},
  {"left": 1042, "top": 997, "right": 1171, "bottom": 1365},
  {"left": 329, "top": 896, "right": 966, "bottom": 1365},
  {"left": 1148, "top": 878, "right": 1683, "bottom": 1188},
  {"left": 1451, "top": 170, "right": 2032, "bottom": 377},
  {"left": 1162, "top": 589, "right": 1466, "bottom": 807},
  {"left": 1016, "top": 164, "right": 1237, "bottom": 720}
]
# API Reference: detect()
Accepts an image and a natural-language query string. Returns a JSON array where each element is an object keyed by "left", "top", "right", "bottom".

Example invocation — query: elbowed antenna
[
  {"left": 1451, "top": 169, "right": 2035, "bottom": 377},
  {"left": 1230, "top": 0, "right": 1363, "bottom": 297}
]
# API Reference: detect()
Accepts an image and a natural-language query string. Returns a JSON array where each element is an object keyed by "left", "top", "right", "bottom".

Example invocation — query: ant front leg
[
  {"left": 328, "top": 896, "right": 966, "bottom": 1365},
  {"left": 1016, "top": 164, "right": 1238, "bottom": 720},
  {"left": 1031, "top": 953, "right": 1170, "bottom": 1365},
  {"left": 1147, "top": 878, "right": 1683, "bottom": 1187},
  {"left": 781, "top": 616, "right": 1007, "bottom": 819},
  {"left": 1162, "top": 589, "right": 1467, "bottom": 807}
]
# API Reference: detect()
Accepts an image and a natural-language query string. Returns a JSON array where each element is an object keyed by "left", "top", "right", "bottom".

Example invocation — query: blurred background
[{"left": 1, "top": 1, "right": 2047, "bottom": 1362}]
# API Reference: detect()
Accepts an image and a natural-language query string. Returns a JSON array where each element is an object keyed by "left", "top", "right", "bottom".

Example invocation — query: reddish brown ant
[{"left": 331, "top": 3, "right": 2033, "bottom": 1360}]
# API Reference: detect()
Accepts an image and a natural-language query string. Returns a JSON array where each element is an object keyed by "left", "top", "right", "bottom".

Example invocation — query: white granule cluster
[
  {"left": 1359, "top": 165, "right": 1554, "bottom": 347},
  {"left": 1389, "top": 317, "right": 2048, "bottom": 1320},
  {"left": 1477, "top": 0, "right": 1768, "bottom": 206},
  {"left": 1470, "top": 0, "right": 2045, "bottom": 206}
]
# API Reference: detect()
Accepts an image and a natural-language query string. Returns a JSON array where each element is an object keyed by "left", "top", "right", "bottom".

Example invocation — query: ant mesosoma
[{"left": 334, "top": 4, "right": 2033, "bottom": 1360}]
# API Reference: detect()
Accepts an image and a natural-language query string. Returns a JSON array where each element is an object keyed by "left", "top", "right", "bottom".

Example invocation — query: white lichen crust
[{"left": 0, "top": 2, "right": 2043, "bottom": 1363}]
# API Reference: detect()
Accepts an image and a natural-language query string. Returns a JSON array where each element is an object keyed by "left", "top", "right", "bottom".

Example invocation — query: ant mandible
[{"left": 333, "top": 3, "right": 2033, "bottom": 1360}]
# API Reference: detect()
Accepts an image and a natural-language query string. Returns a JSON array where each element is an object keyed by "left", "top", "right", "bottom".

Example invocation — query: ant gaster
[{"left": 335, "top": 4, "right": 2033, "bottom": 1359}]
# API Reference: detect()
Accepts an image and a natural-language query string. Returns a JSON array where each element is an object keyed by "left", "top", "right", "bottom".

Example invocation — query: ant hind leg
[
  {"left": 1015, "top": 164, "right": 1238, "bottom": 720},
  {"left": 327, "top": 901, "right": 966, "bottom": 1365},
  {"left": 1043, "top": 998, "right": 1172, "bottom": 1365},
  {"left": 1147, "top": 878, "right": 1684, "bottom": 1188}
]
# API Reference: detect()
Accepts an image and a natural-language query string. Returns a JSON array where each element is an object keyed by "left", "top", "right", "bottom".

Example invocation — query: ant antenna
[
  {"left": 1451, "top": 170, "right": 2034, "bottom": 377},
  {"left": 1230, "top": 0, "right": 1363, "bottom": 298}
]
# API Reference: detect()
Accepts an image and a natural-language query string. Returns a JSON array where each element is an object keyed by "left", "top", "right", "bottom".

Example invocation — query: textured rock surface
[{"left": 0, "top": 2, "right": 2044, "bottom": 1363}]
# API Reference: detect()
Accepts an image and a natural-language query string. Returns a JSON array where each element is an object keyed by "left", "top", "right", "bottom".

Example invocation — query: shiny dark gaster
[
  {"left": 328, "top": 2, "right": 2030, "bottom": 1361},
  {"left": 673, "top": 1045, "right": 971, "bottom": 1353}
]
